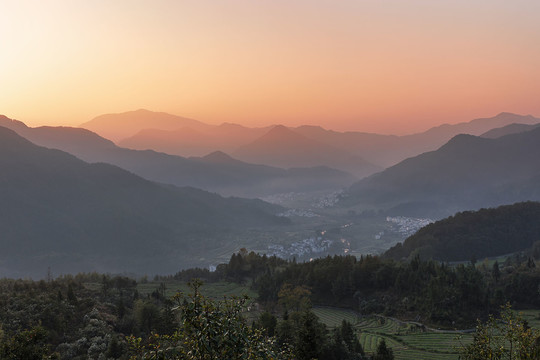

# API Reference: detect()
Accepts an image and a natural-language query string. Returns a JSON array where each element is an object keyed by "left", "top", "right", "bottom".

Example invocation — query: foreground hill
[
  {"left": 0, "top": 126, "right": 288, "bottom": 278},
  {"left": 0, "top": 116, "right": 355, "bottom": 197},
  {"left": 346, "top": 127, "right": 540, "bottom": 217},
  {"left": 384, "top": 202, "right": 540, "bottom": 261}
]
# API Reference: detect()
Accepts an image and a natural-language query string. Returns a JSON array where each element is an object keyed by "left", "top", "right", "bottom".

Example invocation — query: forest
[
  {"left": 1, "top": 247, "right": 538, "bottom": 359},
  {"left": 384, "top": 202, "right": 540, "bottom": 261}
]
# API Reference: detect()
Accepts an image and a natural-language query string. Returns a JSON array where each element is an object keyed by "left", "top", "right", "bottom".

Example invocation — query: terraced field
[
  {"left": 312, "top": 307, "right": 361, "bottom": 327},
  {"left": 313, "top": 307, "right": 473, "bottom": 360}
]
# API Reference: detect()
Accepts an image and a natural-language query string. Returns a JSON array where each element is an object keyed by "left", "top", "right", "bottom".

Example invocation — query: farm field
[
  {"left": 136, "top": 280, "right": 257, "bottom": 299},
  {"left": 313, "top": 307, "right": 473, "bottom": 360},
  {"left": 84, "top": 279, "right": 538, "bottom": 359}
]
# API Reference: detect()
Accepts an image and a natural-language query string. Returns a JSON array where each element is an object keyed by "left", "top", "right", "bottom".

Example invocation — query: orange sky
[{"left": 1, "top": 0, "right": 540, "bottom": 135}]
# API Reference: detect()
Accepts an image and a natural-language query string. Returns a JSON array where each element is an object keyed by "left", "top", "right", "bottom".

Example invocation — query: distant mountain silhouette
[
  {"left": 119, "top": 122, "right": 270, "bottom": 157},
  {"left": 295, "top": 112, "right": 540, "bottom": 167},
  {"left": 82, "top": 110, "right": 539, "bottom": 169},
  {"left": 0, "top": 116, "right": 355, "bottom": 197},
  {"left": 80, "top": 109, "right": 209, "bottom": 142},
  {"left": 384, "top": 202, "right": 540, "bottom": 261},
  {"left": 119, "top": 127, "right": 214, "bottom": 156},
  {"left": 345, "top": 127, "right": 540, "bottom": 218},
  {"left": 199, "top": 150, "right": 243, "bottom": 164},
  {"left": 232, "top": 125, "right": 381, "bottom": 178},
  {"left": 480, "top": 122, "right": 540, "bottom": 139},
  {"left": 0, "top": 126, "right": 288, "bottom": 278}
]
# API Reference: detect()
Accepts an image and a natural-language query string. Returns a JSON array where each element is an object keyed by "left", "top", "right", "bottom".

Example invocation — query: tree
[
  {"left": 460, "top": 304, "right": 540, "bottom": 359},
  {"left": 492, "top": 261, "right": 501, "bottom": 283},
  {"left": 278, "top": 283, "right": 312, "bottom": 313},
  {"left": 0, "top": 326, "right": 49, "bottom": 360},
  {"left": 256, "top": 312, "right": 277, "bottom": 337},
  {"left": 128, "top": 280, "right": 291, "bottom": 359},
  {"left": 106, "top": 335, "right": 124, "bottom": 359},
  {"left": 294, "top": 310, "right": 327, "bottom": 360},
  {"left": 323, "top": 320, "right": 364, "bottom": 360},
  {"left": 133, "top": 299, "right": 160, "bottom": 334},
  {"left": 67, "top": 283, "right": 77, "bottom": 304},
  {"left": 373, "top": 338, "right": 394, "bottom": 360},
  {"left": 339, "top": 319, "right": 364, "bottom": 356}
]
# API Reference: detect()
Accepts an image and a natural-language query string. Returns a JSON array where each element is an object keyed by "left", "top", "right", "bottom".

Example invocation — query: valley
[
  {"left": 4, "top": 2, "right": 540, "bottom": 357},
  {"left": 1, "top": 110, "right": 540, "bottom": 359}
]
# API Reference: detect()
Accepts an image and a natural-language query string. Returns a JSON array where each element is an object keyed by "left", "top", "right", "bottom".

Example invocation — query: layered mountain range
[
  {"left": 0, "top": 125, "right": 290, "bottom": 278},
  {"left": 82, "top": 110, "right": 540, "bottom": 169},
  {"left": 2, "top": 108, "right": 540, "bottom": 277},
  {"left": 0, "top": 116, "right": 355, "bottom": 198},
  {"left": 345, "top": 126, "right": 540, "bottom": 218}
]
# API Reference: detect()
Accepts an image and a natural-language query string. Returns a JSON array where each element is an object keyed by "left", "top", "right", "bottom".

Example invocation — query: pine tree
[{"left": 374, "top": 339, "right": 394, "bottom": 360}]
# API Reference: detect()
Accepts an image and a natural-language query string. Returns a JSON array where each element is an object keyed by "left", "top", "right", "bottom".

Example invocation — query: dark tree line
[{"left": 248, "top": 253, "right": 540, "bottom": 328}]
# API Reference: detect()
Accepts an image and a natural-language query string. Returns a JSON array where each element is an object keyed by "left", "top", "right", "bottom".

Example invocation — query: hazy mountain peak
[
  {"left": 201, "top": 150, "right": 237, "bottom": 164},
  {"left": 133, "top": 108, "right": 154, "bottom": 114},
  {"left": 495, "top": 111, "right": 532, "bottom": 118},
  {"left": 240, "top": 125, "right": 325, "bottom": 151},
  {"left": 269, "top": 124, "right": 290, "bottom": 132},
  {"left": 261, "top": 125, "right": 304, "bottom": 142},
  {"left": 217, "top": 122, "right": 246, "bottom": 129},
  {"left": 443, "top": 133, "right": 482, "bottom": 146},
  {"left": 295, "top": 124, "right": 326, "bottom": 131},
  {"left": 436, "top": 133, "right": 492, "bottom": 154},
  {"left": 80, "top": 109, "right": 208, "bottom": 142},
  {"left": 470, "top": 112, "right": 539, "bottom": 128},
  {"left": 0, "top": 115, "right": 28, "bottom": 131}
]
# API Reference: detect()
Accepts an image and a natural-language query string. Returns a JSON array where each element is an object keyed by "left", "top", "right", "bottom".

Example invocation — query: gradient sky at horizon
[{"left": 1, "top": 0, "right": 540, "bottom": 134}]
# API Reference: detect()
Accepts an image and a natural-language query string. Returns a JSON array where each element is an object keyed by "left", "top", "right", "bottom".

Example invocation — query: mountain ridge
[
  {"left": 383, "top": 202, "right": 540, "bottom": 261},
  {"left": 80, "top": 109, "right": 209, "bottom": 142},
  {"left": 233, "top": 125, "right": 381, "bottom": 177},
  {"left": 345, "top": 126, "right": 540, "bottom": 218},
  {"left": 0, "top": 116, "right": 356, "bottom": 197},
  {"left": 0, "top": 125, "right": 288, "bottom": 278},
  {"left": 80, "top": 110, "right": 540, "bottom": 168}
]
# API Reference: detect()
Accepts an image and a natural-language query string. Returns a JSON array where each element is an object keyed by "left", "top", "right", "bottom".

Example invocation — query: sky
[{"left": 1, "top": 0, "right": 540, "bottom": 135}]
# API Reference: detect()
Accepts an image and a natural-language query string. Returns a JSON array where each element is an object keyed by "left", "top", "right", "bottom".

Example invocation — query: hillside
[
  {"left": 346, "top": 127, "right": 540, "bottom": 217},
  {"left": 0, "top": 116, "right": 356, "bottom": 197},
  {"left": 0, "top": 126, "right": 288, "bottom": 278},
  {"left": 384, "top": 202, "right": 540, "bottom": 261}
]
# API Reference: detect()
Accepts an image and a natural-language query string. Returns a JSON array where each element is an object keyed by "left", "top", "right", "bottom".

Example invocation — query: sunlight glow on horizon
[{"left": 2, "top": 0, "right": 540, "bottom": 135}]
